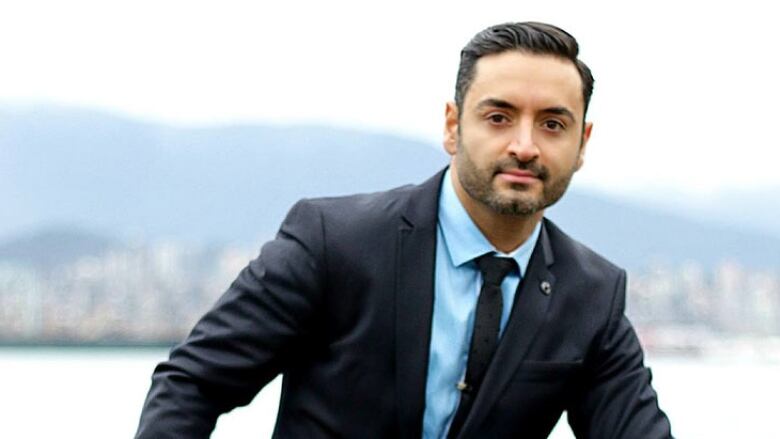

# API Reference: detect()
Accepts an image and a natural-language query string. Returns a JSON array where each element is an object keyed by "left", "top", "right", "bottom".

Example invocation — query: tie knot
[{"left": 475, "top": 254, "right": 516, "bottom": 286}]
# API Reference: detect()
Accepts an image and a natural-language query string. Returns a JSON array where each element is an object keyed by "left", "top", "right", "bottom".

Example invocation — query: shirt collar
[{"left": 437, "top": 168, "right": 542, "bottom": 276}]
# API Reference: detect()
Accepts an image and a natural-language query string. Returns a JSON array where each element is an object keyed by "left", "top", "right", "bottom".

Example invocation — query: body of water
[{"left": 1, "top": 347, "right": 777, "bottom": 438}]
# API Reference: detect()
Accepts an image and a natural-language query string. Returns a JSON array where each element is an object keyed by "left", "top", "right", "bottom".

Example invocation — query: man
[{"left": 136, "top": 22, "right": 672, "bottom": 438}]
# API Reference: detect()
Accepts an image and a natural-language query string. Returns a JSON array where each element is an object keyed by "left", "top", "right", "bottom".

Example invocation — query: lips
[
  {"left": 502, "top": 169, "right": 538, "bottom": 178},
  {"left": 496, "top": 168, "right": 541, "bottom": 184}
]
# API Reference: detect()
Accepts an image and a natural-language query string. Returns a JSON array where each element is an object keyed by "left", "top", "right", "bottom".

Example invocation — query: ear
[
  {"left": 575, "top": 121, "right": 593, "bottom": 171},
  {"left": 443, "top": 101, "right": 459, "bottom": 156}
]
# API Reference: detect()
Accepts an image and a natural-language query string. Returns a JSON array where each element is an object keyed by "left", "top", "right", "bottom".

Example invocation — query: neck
[{"left": 449, "top": 169, "right": 543, "bottom": 254}]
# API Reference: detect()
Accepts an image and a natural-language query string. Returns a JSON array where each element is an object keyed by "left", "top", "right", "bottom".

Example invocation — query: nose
[{"left": 506, "top": 121, "right": 540, "bottom": 162}]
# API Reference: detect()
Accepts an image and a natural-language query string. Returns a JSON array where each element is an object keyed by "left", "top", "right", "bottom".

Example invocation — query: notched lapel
[
  {"left": 394, "top": 170, "right": 445, "bottom": 437},
  {"left": 457, "top": 223, "right": 557, "bottom": 438}
]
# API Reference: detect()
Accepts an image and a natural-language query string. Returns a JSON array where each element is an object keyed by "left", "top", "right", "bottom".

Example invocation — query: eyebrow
[
  {"left": 475, "top": 98, "right": 518, "bottom": 112},
  {"left": 474, "top": 98, "right": 578, "bottom": 122},
  {"left": 542, "top": 106, "right": 577, "bottom": 122}
]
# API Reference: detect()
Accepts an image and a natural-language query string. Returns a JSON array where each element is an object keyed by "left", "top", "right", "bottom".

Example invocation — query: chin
[
  {"left": 486, "top": 194, "right": 545, "bottom": 216},
  {"left": 497, "top": 183, "right": 540, "bottom": 200}
]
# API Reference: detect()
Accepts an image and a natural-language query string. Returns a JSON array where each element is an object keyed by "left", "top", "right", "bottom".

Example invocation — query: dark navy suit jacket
[{"left": 136, "top": 169, "right": 672, "bottom": 438}]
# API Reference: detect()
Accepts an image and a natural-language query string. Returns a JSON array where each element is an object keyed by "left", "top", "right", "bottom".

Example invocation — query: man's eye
[
  {"left": 543, "top": 120, "right": 564, "bottom": 131},
  {"left": 487, "top": 114, "right": 508, "bottom": 124}
]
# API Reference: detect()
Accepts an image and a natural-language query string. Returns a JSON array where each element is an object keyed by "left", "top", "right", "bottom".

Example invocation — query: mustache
[{"left": 494, "top": 159, "right": 549, "bottom": 181}]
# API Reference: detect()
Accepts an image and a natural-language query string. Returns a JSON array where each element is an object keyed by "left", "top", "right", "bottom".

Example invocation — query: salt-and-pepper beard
[{"left": 454, "top": 138, "right": 580, "bottom": 216}]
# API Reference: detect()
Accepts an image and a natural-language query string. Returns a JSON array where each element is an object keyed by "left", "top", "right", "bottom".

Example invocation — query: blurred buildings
[
  {"left": 1, "top": 240, "right": 779, "bottom": 355},
  {"left": 0, "top": 241, "right": 254, "bottom": 344},
  {"left": 629, "top": 260, "right": 780, "bottom": 355}
]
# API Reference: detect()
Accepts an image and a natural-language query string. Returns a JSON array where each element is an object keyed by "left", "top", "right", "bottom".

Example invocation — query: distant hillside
[
  {"left": 2, "top": 104, "right": 780, "bottom": 270},
  {"left": 0, "top": 105, "right": 449, "bottom": 244},
  {"left": 623, "top": 189, "right": 780, "bottom": 240},
  {"left": 546, "top": 191, "right": 780, "bottom": 270}
]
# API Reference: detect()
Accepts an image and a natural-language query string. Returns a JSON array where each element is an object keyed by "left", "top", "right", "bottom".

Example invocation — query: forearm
[{"left": 135, "top": 362, "right": 225, "bottom": 439}]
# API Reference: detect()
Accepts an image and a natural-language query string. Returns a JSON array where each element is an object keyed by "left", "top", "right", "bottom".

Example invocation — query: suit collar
[
  {"left": 400, "top": 168, "right": 447, "bottom": 228},
  {"left": 395, "top": 168, "right": 446, "bottom": 437},
  {"left": 540, "top": 217, "right": 556, "bottom": 267}
]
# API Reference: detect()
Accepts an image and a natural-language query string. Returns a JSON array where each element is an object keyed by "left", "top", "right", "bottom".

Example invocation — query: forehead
[{"left": 465, "top": 51, "right": 584, "bottom": 116}]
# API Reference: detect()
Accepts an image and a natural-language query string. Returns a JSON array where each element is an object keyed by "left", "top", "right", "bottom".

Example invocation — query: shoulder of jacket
[
  {"left": 544, "top": 218, "right": 625, "bottom": 280},
  {"left": 294, "top": 181, "right": 420, "bottom": 218}
]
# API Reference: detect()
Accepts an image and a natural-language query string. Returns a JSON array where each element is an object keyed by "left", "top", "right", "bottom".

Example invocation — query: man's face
[{"left": 444, "top": 50, "right": 593, "bottom": 217}]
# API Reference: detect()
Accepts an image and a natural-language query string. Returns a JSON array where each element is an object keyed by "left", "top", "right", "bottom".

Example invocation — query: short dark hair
[{"left": 455, "top": 22, "right": 595, "bottom": 117}]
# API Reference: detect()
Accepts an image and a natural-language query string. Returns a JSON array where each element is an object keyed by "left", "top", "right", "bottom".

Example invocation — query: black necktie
[{"left": 447, "top": 254, "right": 517, "bottom": 439}]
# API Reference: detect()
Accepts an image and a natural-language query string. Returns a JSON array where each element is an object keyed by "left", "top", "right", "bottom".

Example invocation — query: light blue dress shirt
[{"left": 422, "top": 169, "right": 542, "bottom": 439}]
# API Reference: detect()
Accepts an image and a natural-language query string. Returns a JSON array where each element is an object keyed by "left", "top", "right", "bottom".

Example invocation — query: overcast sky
[{"left": 2, "top": 0, "right": 778, "bottom": 196}]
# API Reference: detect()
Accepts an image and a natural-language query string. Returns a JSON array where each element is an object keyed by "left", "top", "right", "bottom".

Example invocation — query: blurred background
[{"left": 2, "top": 1, "right": 779, "bottom": 437}]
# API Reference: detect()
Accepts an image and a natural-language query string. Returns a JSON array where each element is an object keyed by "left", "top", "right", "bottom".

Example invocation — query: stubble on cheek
[{"left": 456, "top": 150, "right": 545, "bottom": 216}]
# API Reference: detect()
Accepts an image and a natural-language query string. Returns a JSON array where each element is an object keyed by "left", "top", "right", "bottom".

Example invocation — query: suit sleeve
[
  {"left": 135, "top": 199, "right": 326, "bottom": 439},
  {"left": 567, "top": 269, "right": 673, "bottom": 439}
]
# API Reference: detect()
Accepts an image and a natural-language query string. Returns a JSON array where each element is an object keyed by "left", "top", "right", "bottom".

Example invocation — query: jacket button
[{"left": 540, "top": 281, "right": 552, "bottom": 295}]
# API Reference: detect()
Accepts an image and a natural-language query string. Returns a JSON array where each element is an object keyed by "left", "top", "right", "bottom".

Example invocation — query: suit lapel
[
  {"left": 457, "top": 221, "right": 557, "bottom": 438},
  {"left": 395, "top": 170, "right": 445, "bottom": 438}
]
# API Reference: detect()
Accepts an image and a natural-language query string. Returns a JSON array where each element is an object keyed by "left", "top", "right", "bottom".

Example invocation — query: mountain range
[{"left": 2, "top": 104, "right": 779, "bottom": 271}]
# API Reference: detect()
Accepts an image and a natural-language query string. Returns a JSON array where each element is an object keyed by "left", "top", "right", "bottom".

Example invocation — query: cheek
[
  {"left": 540, "top": 135, "right": 582, "bottom": 161},
  {"left": 464, "top": 132, "right": 512, "bottom": 160},
  {"left": 543, "top": 149, "right": 581, "bottom": 175}
]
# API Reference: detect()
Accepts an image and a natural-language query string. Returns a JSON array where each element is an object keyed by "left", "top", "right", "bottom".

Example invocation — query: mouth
[{"left": 496, "top": 168, "right": 541, "bottom": 185}]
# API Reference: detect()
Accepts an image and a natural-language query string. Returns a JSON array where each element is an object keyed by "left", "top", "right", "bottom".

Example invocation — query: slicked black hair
[{"left": 455, "top": 22, "right": 595, "bottom": 117}]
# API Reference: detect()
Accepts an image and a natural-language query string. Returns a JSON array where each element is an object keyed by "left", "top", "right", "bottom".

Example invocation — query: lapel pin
[
  {"left": 457, "top": 381, "right": 473, "bottom": 393},
  {"left": 540, "top": 281, "right": 552, "bottom": 295}
]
